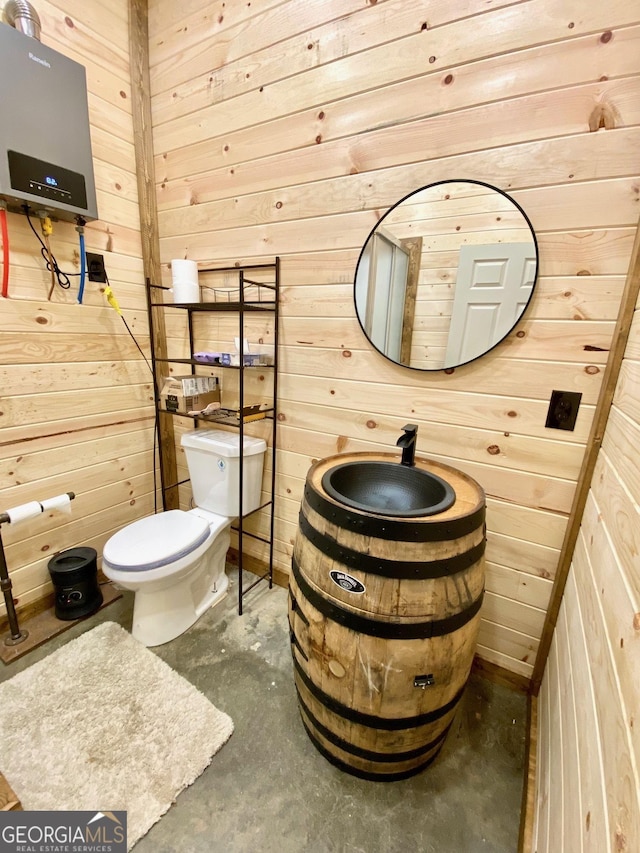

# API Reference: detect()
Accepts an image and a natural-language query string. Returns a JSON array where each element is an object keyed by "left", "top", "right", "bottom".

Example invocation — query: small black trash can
[{"left": 48, "top": 547, "right": 103, "bottom": 621}]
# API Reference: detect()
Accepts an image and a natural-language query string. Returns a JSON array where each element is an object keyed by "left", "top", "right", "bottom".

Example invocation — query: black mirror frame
[{"left": 354, "top": 179, "right": 540, "bottom": 372}]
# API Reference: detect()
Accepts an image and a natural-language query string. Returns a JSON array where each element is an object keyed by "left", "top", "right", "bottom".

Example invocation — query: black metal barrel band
[
  {"left": 293, "top": 653, "right": 465, "bottom": 731},
  {"left": 300, "top": 719, "right": 444, "bottom": 782},
  {"left": 298, "top": 510, "right": 485, "bottom": 580},
  {"left": 288, "top": 587, "right": 309, "bottom": 626},
  {"left": 304, "top": 482, "right": 485, "bottom": 543},
  {"left": 296, "top": 688, "right": 451, "bottom": 763},
  {"left": 291, "top": 555, "right": 484, "bottom": 640}
]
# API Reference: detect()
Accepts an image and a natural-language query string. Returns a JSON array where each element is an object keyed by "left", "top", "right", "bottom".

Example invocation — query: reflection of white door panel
[
  {"left": 444, "top": 243, "right": 535, "bottom": 367},
  {"left": 355, "top": 231, "right": 409, "bottom": 362}
]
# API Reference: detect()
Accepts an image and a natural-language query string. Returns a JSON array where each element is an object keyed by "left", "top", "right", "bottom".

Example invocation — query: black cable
[
  {"left": 153, "top": 404, "right": 159, "bottom": 515},
  {"left": 120, "top": 314, "right": 159, "bottom": 513},
  {"left": 105, "top": 273, "right": 154, "bottom": 374},
  {"left": 121, "top": 314, "right": 154, "bottom": 375},
  {"left": 106, "top": 274, "right": 160, "bottom": 514},
  {"left": 24, "top": 207, "right": 80, "bottom": 290}
]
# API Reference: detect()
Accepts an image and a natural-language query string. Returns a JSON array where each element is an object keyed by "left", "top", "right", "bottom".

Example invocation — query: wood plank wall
[
  {"left": 148, "top": 0, "right": 640, "bottom": 679},
  {"left": 0, "top": 1, "right": 153, "bottom": 619},
  {"left": 531, "top": 280, "right": 640, "bottom": 850}
]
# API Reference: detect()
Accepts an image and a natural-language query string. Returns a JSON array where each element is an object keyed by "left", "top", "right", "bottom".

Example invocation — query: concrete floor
[{"left": 1, "top": 571, "right": 527, "bottom": 852}]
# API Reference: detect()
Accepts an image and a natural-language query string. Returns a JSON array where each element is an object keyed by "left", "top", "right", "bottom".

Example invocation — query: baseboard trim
[
  {"left": 0, "top": 581, "right": 122, "bottom": 665},
  {"left": 518, "top": 693, "right": 538, "bottom": 853},
  {"left": 0, "top": 592, "right": 53, "bottom": 638},
  {"left": 226, "top": 548, "right": 289, "bottom": 591},
  {"left": 0, "top": 571, "right": 113, "bottom": 639},
  {"left": 471, "top": 655, "right": 531, "bottom": 694}
]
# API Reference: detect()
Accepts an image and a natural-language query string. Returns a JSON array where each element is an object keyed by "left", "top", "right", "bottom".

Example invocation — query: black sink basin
[{"left": 321, "top": 461, "right": 456, "bottom": 517}]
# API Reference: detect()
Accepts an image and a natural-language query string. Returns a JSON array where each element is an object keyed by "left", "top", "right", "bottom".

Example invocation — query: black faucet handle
[{"left": 397, "top": 424, "right": 419, "bottom": 466}]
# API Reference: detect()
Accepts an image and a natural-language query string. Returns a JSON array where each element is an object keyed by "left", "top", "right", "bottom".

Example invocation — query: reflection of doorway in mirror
[
  {"left": 355, "top": 228, "right": 410, "bottom": 363},
  {"left": 444, "top": 243, "right": 536, "bottom": 368}
]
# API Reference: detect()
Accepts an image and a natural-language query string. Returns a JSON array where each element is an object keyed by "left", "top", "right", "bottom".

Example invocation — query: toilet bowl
[
  {"left": 102, "top": 508, "right": 231, "bottom": 647},
  {"left": 102, "top": 428, "right": 267, "bottom": 647}
]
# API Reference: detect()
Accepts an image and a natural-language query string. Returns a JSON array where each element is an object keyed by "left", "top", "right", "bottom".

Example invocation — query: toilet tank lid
[{"left": 181, "top": 428, "right": 266, "bottom": 457}]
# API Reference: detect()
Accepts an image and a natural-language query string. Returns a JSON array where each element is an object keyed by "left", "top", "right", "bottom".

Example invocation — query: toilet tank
[{"left": 180, "top": 429, "right": 267, "bottom": 517}]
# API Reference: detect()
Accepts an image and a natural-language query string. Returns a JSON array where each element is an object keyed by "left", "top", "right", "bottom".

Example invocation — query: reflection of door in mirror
[
  {"left": 444, "top": 243, "right": 536, "bottom": 368},
  {"left": 355, "top": 228, "right": 411, "bottom": 363}
]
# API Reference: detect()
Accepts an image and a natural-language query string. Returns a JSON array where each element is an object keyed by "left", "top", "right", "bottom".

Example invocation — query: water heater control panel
[{"left": 8, "top": 150, "right": 88, "bottom": 210}]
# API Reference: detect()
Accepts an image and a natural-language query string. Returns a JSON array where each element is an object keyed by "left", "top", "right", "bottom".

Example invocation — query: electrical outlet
[
  {"left": 86, "top": 252, "right": 107, "bottom": 283},
  {"left": 545, "top": 390, "right": 582, "bottom": 431}
]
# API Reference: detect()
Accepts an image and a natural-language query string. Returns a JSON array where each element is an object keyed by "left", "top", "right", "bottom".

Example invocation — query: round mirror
[{"left": 354, "top": 180, "right": 538, "bottom": 371}]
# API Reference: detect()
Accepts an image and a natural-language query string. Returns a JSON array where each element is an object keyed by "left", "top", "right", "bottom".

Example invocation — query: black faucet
[{"left": 396, "top": 424, "right": 418, "bottom": 467}]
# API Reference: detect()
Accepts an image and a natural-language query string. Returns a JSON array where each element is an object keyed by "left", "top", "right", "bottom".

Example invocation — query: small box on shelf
[
  {"left": 215, "top": 338, "right": 274, "bottom": 366},
  {"left": 220, "top": 352, "right": 264, "bottom": 366},
  {"left": 159, "top": 375, "right": 220, "bottom": 415},
  {"left": 192, "top": 350, "right": 272, "bottom": 366}
]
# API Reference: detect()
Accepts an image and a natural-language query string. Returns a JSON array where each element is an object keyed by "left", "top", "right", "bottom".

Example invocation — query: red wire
[{"left": 0, "top": 209, "right": 8, "bottom": 298}]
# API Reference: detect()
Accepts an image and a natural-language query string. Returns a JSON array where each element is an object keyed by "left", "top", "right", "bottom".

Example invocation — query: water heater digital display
[
  {"left": 0, "top": 24, "right": 98, "bottom": 221},
  {"left": 8, "top": 150, "right": 88, "bottom": 209}
]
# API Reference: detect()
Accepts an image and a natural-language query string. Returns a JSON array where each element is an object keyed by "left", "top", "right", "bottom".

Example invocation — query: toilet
[{"left": 102, "top": 429, "right": 266, "bottom": 647}]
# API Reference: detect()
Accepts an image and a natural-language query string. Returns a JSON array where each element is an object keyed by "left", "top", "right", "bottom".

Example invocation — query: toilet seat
[{"left": 103, "top": 509, "right": 225, "bottom": 572}]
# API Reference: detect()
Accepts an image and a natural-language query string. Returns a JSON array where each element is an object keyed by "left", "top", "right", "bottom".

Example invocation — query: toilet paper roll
[
  {"left": 40, "top": 493, "right": 73, "bottom": 515},
  {"left": 171, "top": 259, "right": 198, "bottom": 284},
  {"left": 6, "top": 501, "right": 43, "bottom": 524},
  {"left": 171, "top": 260, "right": 200, "bottom": 303},
  {"left": 172, "top": 280, "right": 200, "bottom": 304}
]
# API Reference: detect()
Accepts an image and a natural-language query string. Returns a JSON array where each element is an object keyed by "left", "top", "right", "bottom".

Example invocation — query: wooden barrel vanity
[{"left": 288, "top": 451, "right": 486, "bottom": 781}]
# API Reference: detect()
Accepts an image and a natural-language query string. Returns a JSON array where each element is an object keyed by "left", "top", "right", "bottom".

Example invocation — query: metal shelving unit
[{"left": 146, "top": 259, "right": 279, "bottom": 615}]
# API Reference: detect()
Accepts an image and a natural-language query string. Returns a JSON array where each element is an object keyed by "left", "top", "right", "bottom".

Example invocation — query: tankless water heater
[{"left": 0, "top": 23, "right": 98, "bottom": 221}]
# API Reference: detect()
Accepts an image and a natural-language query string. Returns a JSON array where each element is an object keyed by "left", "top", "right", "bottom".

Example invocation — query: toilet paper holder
[{"left": 0, "top": 491, "right": 75, "bottom": 647}]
